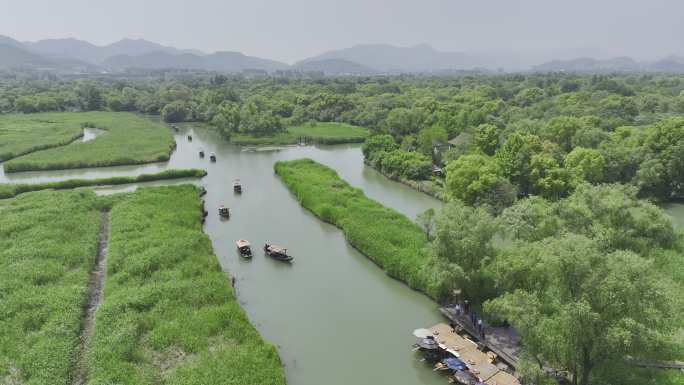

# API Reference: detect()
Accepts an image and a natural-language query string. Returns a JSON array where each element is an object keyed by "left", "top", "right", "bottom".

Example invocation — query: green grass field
[
  {"left": 0, "top": 169, "right": 206, "bottom": 199},
  {"left": 3, "top": 112, "right": 175, "bottom": 173},
  {"left": 230, "top": 122, "right": 368, "bottom": 145},
  {"left": 275, "top": 158, "right": 444, "bottom": 298},
  {"left": 0, "top": 190, "right": 102, "bottom": 385},
  {"left": 0, "top": 113, "right": 85, "bottom": 162},
  {"left": 88, "top": 185, "right": 285, "bottom": 385}
]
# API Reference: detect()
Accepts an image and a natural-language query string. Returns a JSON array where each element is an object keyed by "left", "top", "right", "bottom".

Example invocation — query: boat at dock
[
  {"left": 199, "top": 149, "right": 205, "bottom": 158},
  {"left": 264, "top": 243, "right": 293, "bottom": 262},
  {"left": 187, "top": 134, "right": 193, "bottom": 141},
  {"left": 233, "top": 178, "right": 242, "bottom": 193},
  {"left": 218, "top": 205, "right": 230, "bottom": 218},
  {"left": 236, "top": 239, "right": 252, "bottom": 258},
  {"left": 413, "top": 323, "right": 520, "bottom": 385},
  {"left": 209, "top": 152, "right": 216, "bottom": 162}
]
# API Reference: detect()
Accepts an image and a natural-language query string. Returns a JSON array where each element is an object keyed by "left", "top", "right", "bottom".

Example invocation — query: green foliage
[
  {"left": 416, "top": 208, "right": 436, "bottom": 240},
  {"left": 364, "top": 135, "right": 432, "bottom": 180},
  {"left": 636, "top": 117, "right": 684, "bottom": 199},
  {"left": 541, "top": 116, "right": 584, "bottom": 152},
  {"left": 495, "top": 132, "right": 544, "bottom": 196},
  {"left": 486, "top": 234, "right": 678, "bottom": 385},
  {"left": 377, "top": 149, "right": 433, "bottom": 180},
  {"left": 445, "top": 153, "right": 509, "bottom": 206},
  {"left": 528, "top": 153, "right": 573, "bottom": 200},
  {"left": 0, "top": 190, "right": 101, "bottom": 384},
  {"left": 4, "top": 112, "right": 175, "bottom": 172},
  {"left": 161, "top": 100, "right": 191, "bottom": 123},
  {"left": 362, "top": 134, "right": 399, "bottom": 159},
  {"left": 417, "top": 125, "right": 448, "bottom": 158},
  {"left": 88, "top": 185, "right": 285, "bottom": 385},
  {"left": 432, "top": 201, "right": 499, "bottom": 302},
  {"left": 0, "top": 169, "right": 206, "bottom": 199},
  {"left": 474, "top": 123, "right": 501, "bottom": 155},
  {"left": 499, "top": 196, "right": 561, "bottom": 241},
  {"left": 558, "top": 183, "right": 675, "bottom": 254},
  {"left": 564, "top": 147, "right": 606, "bottom": 184},
  {"left": 274, "top": 159, "right": 450, "bottom": 300}
]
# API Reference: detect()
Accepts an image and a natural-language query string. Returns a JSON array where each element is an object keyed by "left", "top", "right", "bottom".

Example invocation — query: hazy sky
[{"left": 2, "top": 0, "right": 682, "bottom": 63}]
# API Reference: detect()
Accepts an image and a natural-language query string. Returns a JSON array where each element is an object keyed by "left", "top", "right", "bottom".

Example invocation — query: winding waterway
[
  {"left": 1, "top": 125, "right": 446, "bottom": 385},
  {"left": 2, "top": 122, "right": 683, "bottom": 384}
]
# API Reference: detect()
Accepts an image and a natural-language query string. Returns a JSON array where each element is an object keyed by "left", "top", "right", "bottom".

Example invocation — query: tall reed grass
[
  {"left": 87, "top": 185, "right": 285, "bottom": 385},
  {"left": 0, "top": 190, "right": 102, "bottom": 384},
  {"left": 4, "top": 112, "right": 175, "bottom": 173},
  {"left": 275, "top": 158, "right": 447, "bottom": 299}
]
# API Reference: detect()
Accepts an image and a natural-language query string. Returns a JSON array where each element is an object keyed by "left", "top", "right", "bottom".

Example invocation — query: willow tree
[{"left": 485, "top": 234, "right": 677, "bottom": 385}]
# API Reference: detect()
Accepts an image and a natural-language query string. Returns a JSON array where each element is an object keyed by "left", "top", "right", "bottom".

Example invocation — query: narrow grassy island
[
  {"left": 0, "top": 190, "right": 102, "bottom": 384},
  {"left": 275, "top": 158, "right": 445, "bottom": 298},
  {"left": 230, "top": 122, "right": 368, "bottom": 145},
  {"left": 0, "top": 169, "right": 207, "bottom": 199},
  {"left": 88, "top": 185, "right": 285, "bottom": 385},
  {"left": 3, "top": 112, "right": 175, "bottom": 173},
  {"left": 0, "top": 113, "right": 85, "bottom": 162}
]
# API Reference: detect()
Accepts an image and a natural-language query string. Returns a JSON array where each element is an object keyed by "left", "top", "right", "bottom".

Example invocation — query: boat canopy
[
  {"left": 267, "top": 245, "right": 287, "bottom": 253},
  {"left": 442, "top": 357, "right": 467, "bottom": 371},
  {"left": 236, "top": 239, "right": 251, "bottom": 248},
  {"left": 413, "top": 328, "right": 433, "bottom": 339},
  {"left": 416, "top": 338, "right": 439, "bottom": 350}
]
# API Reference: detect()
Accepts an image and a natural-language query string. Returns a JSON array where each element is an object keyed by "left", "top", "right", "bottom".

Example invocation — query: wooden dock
[
  {"left": 429, "top": 323, "right": 521, "bottom": 385},
  {"left": 439, "top": 306, "right": 521, "bottom": 369}
]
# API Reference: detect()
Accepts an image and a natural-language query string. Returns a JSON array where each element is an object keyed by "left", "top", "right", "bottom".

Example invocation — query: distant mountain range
[
  {"left": 532, "top": 55, "right": 684, "bottom": 73},
  {"left": 295, "top": 43, "right": 480, "bottom": 73},
  {"left": 1, "top": 34, "right": 683, "bottom": 75}
]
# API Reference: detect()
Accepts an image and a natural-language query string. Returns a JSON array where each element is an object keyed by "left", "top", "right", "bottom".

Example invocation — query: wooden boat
[
  {"left": 218, "top": 205, "right": 230, "bottom": 218},
  {"left": 264, "top": 243, "right": 293, "bottom": 262},
  {"left": 209, "top": 152, "right": 216, "bottom": 162},
  {"left": 187, "top": 135, "right": 193, "bottom": 141},
  {"left": 233, "top": 178, "right": 242, "bottom": 193},
  {"left": 199, "top": 149, "right": 205, "bottom": 158},
  {"left": 236, "top": 239, "right": 252, "bottom": 257}
]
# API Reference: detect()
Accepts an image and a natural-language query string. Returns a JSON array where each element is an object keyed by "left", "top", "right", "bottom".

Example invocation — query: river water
[
  {"left": 1, "top": 125, "right": 446, "bottom": 385},
  {"left": 3, "top": 124, "right": 682, "bottom": 385}
]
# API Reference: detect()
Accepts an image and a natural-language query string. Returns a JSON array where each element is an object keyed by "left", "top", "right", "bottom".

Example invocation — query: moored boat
[
  {"left": 188, "top": 134, "right": 193, "bottom": 141},
  {"left": 218, "top": 205, "right": 230, "bottom": 218},
  {"left": 209, "top": 152, "right": 216, "bottom": 162},
  {"left": 233, "top": 178, "right": 242, "bottom": 193},
  {"left": 236, "top": 239, "right": 252, "bottom": 257},
  {"left": 264, "top": 243, "right": 293, "bottom": 262},
  {"left": 199, "top": 149, "right": 205, "bottom": 158}
]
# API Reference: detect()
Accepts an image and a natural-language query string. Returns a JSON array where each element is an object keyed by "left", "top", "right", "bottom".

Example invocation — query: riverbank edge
[
  {"left": 364, "top": 160, "right": 447, "bottom": 201},
  {"left": 0, "top": 168, "right": 206, "bottom": 199},
  {"left": 275, "top": 158, "right": 448, "bottom": 301},
  {"left": 0, "top": 131, "right": 84, "bottom": 163}
]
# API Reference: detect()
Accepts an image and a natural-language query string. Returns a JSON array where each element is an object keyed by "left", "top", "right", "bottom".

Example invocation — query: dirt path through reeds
[{"left": 71, "top": 210, "right": 110, "bottom": 385}]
